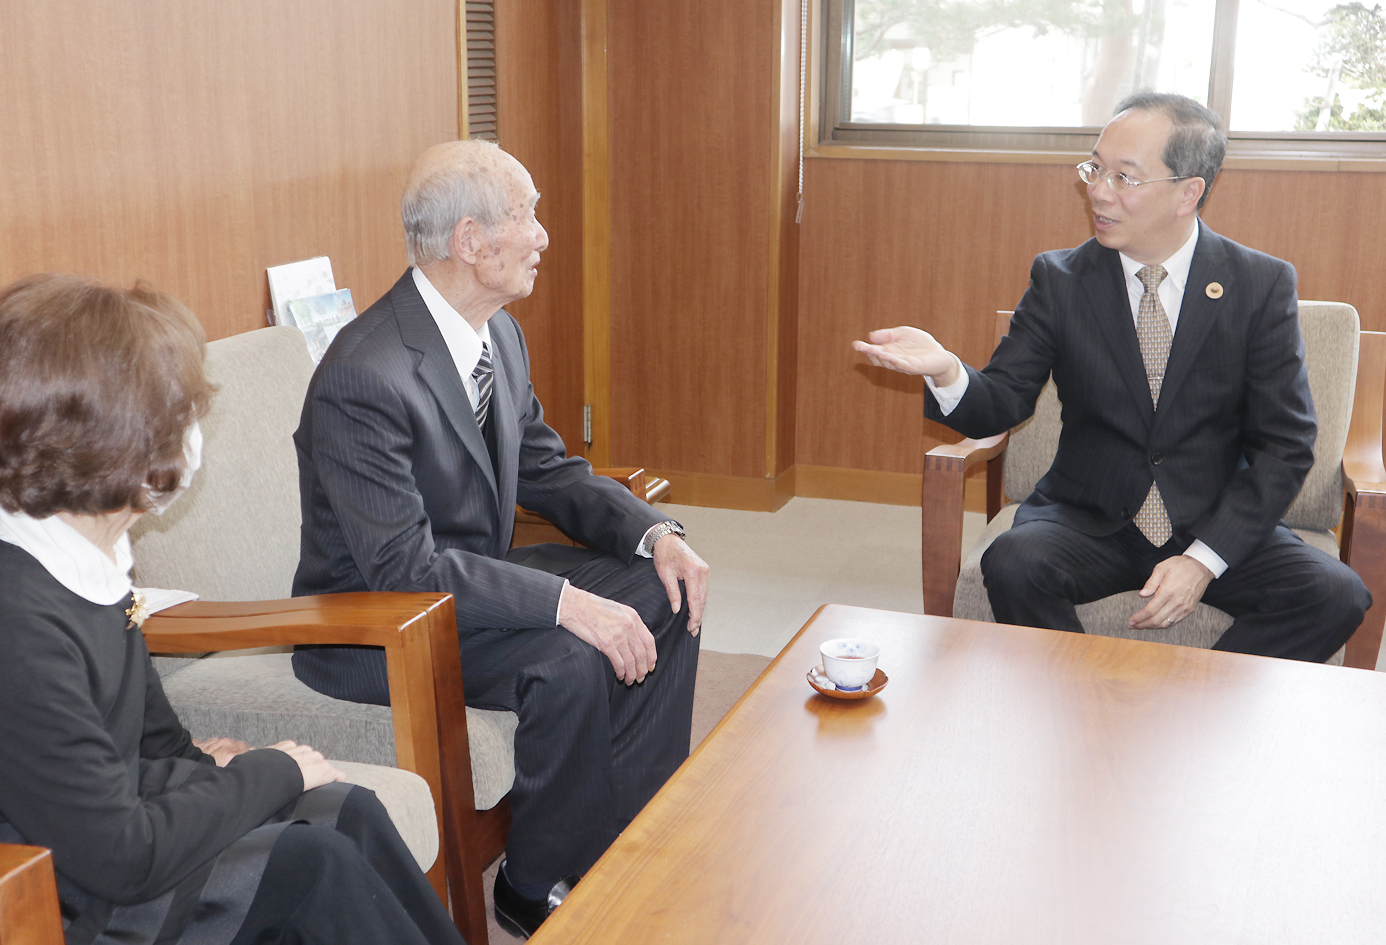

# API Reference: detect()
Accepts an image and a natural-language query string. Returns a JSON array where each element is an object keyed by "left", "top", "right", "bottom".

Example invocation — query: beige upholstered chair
[
  {"left": 127, "top": 325, "right": 669, "bottom": 944},
  {"left": 923, "top": 302, "right": 1386, "bottom": 669},
  {"left": 0, "top": 328, "right": 489, "bottom": 941},
  {"left": 129, "top": 326, "right": 506, "bottom": 943}
]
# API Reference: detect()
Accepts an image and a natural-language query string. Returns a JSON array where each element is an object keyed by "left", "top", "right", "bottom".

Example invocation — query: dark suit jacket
[
  {"left": 292, "top": 271, "right": 667, "bottom": 631},
  {"left": 927, "top": 222, "right": 1316, "bottom": 571}
]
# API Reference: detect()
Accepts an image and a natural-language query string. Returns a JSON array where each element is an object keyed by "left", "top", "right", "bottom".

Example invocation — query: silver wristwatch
[{"left": 642, "top": 519, "right": 685, "bottom": 555}]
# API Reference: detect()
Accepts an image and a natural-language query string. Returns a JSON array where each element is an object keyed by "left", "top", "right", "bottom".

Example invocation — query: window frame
[{"left": 817, "top": 0, "right": 1386, "bottom": 165}]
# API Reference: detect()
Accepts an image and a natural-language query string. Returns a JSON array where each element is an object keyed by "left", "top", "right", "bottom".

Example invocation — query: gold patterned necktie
[{"left": 1134, "top": 265, "right": 1172, "bottom": 546}]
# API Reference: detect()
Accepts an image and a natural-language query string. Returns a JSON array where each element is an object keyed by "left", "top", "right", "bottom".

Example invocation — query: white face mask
[{"left": 146, "top": 421, "right": 203, "bottom": 515}]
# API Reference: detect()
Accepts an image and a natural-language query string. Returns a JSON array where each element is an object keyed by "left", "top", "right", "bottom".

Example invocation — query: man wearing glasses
[{"left": 855, "top": 91, "right": 1368, "bottom": 661}]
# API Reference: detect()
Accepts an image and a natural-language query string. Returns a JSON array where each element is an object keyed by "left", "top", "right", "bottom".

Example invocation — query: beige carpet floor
[{"left": 480, "top": 648, "right": 772, "bottom": 942}]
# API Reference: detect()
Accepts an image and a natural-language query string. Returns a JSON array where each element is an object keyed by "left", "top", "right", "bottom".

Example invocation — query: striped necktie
[
  {"left": 1133, "top": 264, "right": 1172, "bottom": 546},
  {"left": 472, "top": 341, "right": 493, "bottom": 429}
]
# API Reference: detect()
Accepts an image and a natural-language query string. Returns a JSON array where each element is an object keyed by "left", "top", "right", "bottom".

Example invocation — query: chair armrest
[
  {"left": 143, "top": 593, "right": 469, "bottom": 911},
  {"left": 0, "top": 844, "right": 62, "bottom": 945},
  {"left": 926, "top": 434, "right": 1008, "bottom": 467},
  {"left": 514, "top": 468, "right": 671, "bottom": 536},
  {"left": 592, "top": 466, "right": 670, "bottom": 504},
  {"left": 1340, "top": 330, "right": 1386, "bottom": 670},
  {"left": 593, "top": 466, "right": 645, "bottom": 496},
  {"left": 923, "top": 434, "right": 1008, "bottom": 618},
  {"left": 141, "top": 592, "right": 455, "bottom": 651}
]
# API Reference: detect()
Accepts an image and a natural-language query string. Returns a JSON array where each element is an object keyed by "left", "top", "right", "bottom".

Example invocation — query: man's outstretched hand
[
  {"left": 559, "top": 587, "right": 659, "bottom": 685},
  {"left": 652, "top": 534, "right": 709, "bottom": 636},
  {"left": 1129, "top": 555, "right": 1214, "bottom": 630},
  {"left": 853, "top": 327, "right": 961, "bottom": 384}
]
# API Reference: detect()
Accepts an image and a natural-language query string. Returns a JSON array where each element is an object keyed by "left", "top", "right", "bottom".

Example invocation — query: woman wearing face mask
[{"left": 0, "top": 274, "right": 463, "bottom": 945}]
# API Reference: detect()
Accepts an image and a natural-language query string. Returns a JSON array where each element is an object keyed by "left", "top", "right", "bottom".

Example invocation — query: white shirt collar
[
  {"left": 1119, "top": 220, "right": 1201, "bottom": 295},
  {"left": 412, "top": 266, "right": 491, "bottom": 380},
  {"left": 0, "top": 507, "right": 133, "bottom": 605}
]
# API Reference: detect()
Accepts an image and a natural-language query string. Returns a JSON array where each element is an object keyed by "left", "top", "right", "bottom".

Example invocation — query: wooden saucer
[{"left": 807, "top": 665, "right": 888, "bottom": 700}]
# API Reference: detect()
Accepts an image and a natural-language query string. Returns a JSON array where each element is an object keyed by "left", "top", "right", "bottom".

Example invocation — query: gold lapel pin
[
  {"left": 125, "top": 588, "right": 148, "bottom": 629},
  {"left": 1205, "top": 282, "right": 1224, "bottom": 299}
]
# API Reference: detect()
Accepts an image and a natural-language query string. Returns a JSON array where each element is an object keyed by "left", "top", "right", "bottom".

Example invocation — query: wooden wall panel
[
  {"left": 0, "top": 0, "right": 456, "bottom": 342},
  {"left": 607, "top": 0, "right": 776, "bottom": 478},
  {"left": 796, "top": 158, "right": 1091, "bottom": 473},
  {"left": 1202, "top": 169, "right": 1386, "bottom": 332},
  {"left": 496, "top": 0, "right": 586, "bottom": 453},
  {"left": 798, "top": 158, "right": 1386, "bottom": 478}
]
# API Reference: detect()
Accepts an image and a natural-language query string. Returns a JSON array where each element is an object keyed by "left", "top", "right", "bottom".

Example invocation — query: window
[{"left": 822, "top": 0, "right": 1386, "bottom": 156}]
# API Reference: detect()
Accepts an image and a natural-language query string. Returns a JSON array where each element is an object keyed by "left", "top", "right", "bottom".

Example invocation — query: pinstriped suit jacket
[
  {"left": 927, "top": 222, "right": 1316, "bottom": 571},
  {"left": 291, "top": 271, "right": 666, "bottom": 631}
]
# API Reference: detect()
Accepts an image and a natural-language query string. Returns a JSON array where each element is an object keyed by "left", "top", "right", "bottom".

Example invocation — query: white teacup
[{"left": 819, "top": 638, "right": 880, "bottom": 691}]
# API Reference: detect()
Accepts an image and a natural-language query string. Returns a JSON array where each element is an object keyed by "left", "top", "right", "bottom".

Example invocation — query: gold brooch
[{"left": 126, "top": 588, "right": 148, "bottom": 629}]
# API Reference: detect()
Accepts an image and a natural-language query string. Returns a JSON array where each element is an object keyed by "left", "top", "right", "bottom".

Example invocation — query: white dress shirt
[
  {"left": 412, "top": 266, "right": 491, "bottom": 411},
  {"left": 928, "top": 224, "right": 1226, "bottom": 576},
  {"left": 411, "top": 268, "right": 670, "bottom": 625}
]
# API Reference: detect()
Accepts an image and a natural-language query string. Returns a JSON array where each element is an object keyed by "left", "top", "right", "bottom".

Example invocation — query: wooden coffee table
[{"left": 530, "top": 604, "right": 1386, "bottom": 944}]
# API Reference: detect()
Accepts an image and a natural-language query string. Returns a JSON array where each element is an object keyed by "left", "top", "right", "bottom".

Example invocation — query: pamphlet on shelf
[
  {"left": 267, "top": 257, "right": 335, "bottom": 327},
  {"left": 287, "top": 288, "right": 357, "bottom": 363}
]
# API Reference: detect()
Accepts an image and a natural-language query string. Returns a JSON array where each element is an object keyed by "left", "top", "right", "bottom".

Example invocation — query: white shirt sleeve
[
  {"left": 634, "top": 523, "right": 663, "bottom": 558},
  {"left": 924, "top": 354, "right": 970, "bottom": 416},
  {"left": 554, "top": 579, "right": 571, "bottom": 625},
  {"left": 1183, "top": 540, "right": 1228, "bottom": 579}
]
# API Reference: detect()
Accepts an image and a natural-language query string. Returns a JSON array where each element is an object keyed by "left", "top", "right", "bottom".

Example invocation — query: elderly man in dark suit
[
  {"left": 855, "top": 91, "right": 1368, "bottom": 661},
  {"left": 291, "top": 139, "right": 708, "bottom": 938}
]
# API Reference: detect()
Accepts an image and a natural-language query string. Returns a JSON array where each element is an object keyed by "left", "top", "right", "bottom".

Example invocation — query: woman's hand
[
  {"left": 268, "top": 741, "right": 347, "bottom": 791},
  {"left": 192, "top": 737, "right": 252, "bottom": 767}
]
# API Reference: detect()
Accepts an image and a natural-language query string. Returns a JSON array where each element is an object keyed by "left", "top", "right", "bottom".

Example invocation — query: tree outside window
[{"left": 831, "top": 0, "right": 1386, "bottom": 144}]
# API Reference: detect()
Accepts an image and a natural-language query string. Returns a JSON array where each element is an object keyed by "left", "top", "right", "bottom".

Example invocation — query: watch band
[{"left": 642, "top": 519, "right": 685, "bottom": 555}]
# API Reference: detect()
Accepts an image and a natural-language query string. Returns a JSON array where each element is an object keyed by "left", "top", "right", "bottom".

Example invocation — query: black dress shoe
[{"left": 493, "top": 860, "right": 579, "bottom": 940}]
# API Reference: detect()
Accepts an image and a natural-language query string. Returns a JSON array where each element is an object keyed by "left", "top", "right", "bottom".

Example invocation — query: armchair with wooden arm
[
  {"left": 118, "top": 327, "right": 670, "bottom": 945},
  {"left": 922, "top": 305, "right": 1386, "bottom": 670},
  {"left": 0, "top": 592, "right": 502, "bottom": 945},
  {"left": 2, "top": 321, "right": 675, "bottom": 945}
]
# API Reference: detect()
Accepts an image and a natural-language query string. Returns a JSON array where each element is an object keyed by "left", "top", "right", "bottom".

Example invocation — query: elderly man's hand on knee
[
  {"left": 652, "top": 535, "right": 709, "bottom": 636},
  {"left": 558, "top": 587, "right": 659, "bottom": 685}
]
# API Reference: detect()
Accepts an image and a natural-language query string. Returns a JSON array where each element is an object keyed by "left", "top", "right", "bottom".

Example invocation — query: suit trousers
[
  {"left": 980, "top": 521, "right": 1370, "bottom": 662},
  {"left": 461, "top": 544, "right": 699, "bottom": 886}
]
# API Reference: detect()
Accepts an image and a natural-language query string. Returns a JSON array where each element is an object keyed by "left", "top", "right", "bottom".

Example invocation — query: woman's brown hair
[{"left": 0, "top": 273, "right": 214, "bottom": 517}]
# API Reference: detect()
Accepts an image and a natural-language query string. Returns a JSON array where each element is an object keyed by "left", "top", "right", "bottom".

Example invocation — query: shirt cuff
[
  {"left": 1183, "top": 540, "right": 1228, "bottom": 579},
  {"left": 554, "top": 578, "right": 571, "bottom": 626},
  {"left": 635, "top": 522, "right": 666, "bottom": 558},
  {"left": 924, "top": 354, "right": 969, "bottom": 416}
]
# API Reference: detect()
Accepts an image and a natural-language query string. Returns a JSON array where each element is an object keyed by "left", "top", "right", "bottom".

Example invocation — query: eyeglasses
[{"left": 1076, "top": 160, "right": 1186, "bottom": 192}]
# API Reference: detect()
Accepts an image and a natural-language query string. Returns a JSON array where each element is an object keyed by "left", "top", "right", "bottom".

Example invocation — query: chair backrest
[
  {"left": 1000, "top": 301, "right": 1360, "bottom": 534},
  {"left": 1289, "top": 302, "right": 1358, "bottom": 530},
  {"left": 131, "top": 326, "right": 315, "bottom": 600}
]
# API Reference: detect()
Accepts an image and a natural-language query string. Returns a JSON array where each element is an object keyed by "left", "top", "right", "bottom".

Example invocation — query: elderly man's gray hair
[{"left": 402, "top": 140, "right": 512, "bottom": 267}]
